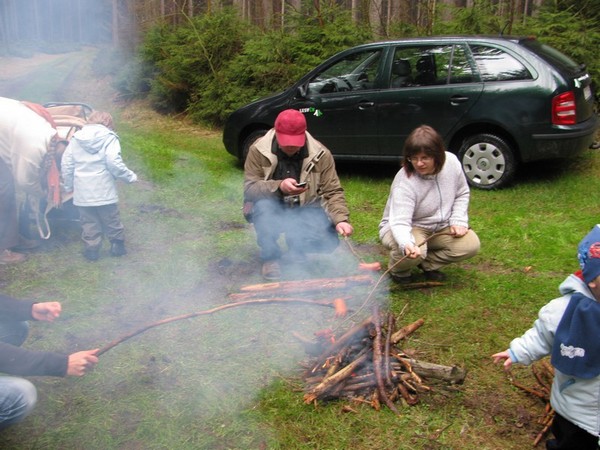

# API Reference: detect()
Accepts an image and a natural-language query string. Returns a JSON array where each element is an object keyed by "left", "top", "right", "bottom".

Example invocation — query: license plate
[{"left": 584, "top": 85, "right": 592, "bottom": 100}]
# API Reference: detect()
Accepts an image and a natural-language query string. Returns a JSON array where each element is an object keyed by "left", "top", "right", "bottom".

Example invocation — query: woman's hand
[
  {"left": 450, "top": 225, "right": 469, "bottom": 237},
  {"left": 403, "top": 243, "right": 421, "bottom": 259}
]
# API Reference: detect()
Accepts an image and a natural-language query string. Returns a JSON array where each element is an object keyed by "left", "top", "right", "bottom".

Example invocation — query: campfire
[{"left": 298, "top": 305, "right": 466, "bottom": 414}]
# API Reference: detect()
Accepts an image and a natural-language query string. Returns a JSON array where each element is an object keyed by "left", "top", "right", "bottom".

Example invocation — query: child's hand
[{"left": 491, "top": 351, "right": 513, "bottom": 370}]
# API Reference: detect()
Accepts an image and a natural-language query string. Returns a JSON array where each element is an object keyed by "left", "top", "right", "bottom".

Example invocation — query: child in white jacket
[
  {"left": 61, "top": 111, "right": 137, "bottom": 261},
  {"left": 492, "top": 225, "right": 600, "bottom": 450}
]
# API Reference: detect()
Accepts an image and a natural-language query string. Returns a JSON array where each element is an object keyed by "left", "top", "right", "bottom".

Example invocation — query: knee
[{"left": 0, "top": 377, "right": 37, "bottom": 429}]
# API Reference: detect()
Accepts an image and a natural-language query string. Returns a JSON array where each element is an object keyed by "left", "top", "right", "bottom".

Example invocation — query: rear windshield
[{"left": 519, "top": 38, "right": 583, "bottom": 75}]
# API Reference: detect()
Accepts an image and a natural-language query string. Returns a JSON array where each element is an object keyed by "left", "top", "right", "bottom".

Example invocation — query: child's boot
[{"left": 110, "top": 239, "right": 127, "bottom": 257}]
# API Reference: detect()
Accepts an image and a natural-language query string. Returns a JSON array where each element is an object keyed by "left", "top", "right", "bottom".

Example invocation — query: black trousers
[{"left": 546, "top": 413, "right": 599, "bottom": 450}]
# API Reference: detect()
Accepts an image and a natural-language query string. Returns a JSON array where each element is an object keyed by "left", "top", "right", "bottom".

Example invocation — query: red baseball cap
[{"left": 274, "top": 109, "right": 306, "bottom": 147}]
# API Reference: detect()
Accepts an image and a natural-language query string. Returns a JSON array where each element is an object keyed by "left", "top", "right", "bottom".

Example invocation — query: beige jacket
[{"left": 243, "top": 129, "right": 350, "bottom": 225}]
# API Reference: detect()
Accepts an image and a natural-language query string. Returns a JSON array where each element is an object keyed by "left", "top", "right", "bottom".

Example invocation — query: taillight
[{"left": 552, "top": 91, "right": 576, "bottom": 125}]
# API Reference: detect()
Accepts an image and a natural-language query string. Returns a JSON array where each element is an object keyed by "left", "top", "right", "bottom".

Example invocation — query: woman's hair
[
  {"left": 87, "top": 111, "right": 114, "bottom": 130},
  {"left": 402, "top": 124, "right": 446, "bottom": 176}
]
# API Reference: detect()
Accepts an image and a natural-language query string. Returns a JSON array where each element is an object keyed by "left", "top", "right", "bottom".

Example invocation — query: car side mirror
[{"left": 296, "top": 85, "right": 307, "bottom": 98}]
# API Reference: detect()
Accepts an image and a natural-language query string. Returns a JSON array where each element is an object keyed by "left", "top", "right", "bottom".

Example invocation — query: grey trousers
[
  {"left": 381, "top": 226, "right": 480, "bottom": 276},
  {"left": 78, "top": 203, "right": 125, "bottom": 249},
  {"left": 0, "top": 158, "right": 19, "bottom": 252}
]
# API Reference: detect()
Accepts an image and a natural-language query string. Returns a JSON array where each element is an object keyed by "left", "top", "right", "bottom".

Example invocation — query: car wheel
[
  {"left": 458, "top": 133, "right": 516, "bottom": 190},
  {"left": 242, "top": 129, "right": 268, "bottom": 162}
]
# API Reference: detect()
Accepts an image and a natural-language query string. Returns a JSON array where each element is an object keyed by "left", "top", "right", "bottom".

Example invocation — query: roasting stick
[
  {"left": 98, "top": 297, "right": 343, "bottom": 356},
  {"left": 336, "top": 230, "right": 454, "bottom": 330}
]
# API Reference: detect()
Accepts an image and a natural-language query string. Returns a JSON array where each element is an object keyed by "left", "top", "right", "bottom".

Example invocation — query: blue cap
[{"left": 578, "top": 225, "right": 600, "bottom": 283}]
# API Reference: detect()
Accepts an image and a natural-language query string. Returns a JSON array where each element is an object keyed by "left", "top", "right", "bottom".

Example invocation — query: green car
[{"left": 223, "top": 36, "right": 598, "bottom": 189}]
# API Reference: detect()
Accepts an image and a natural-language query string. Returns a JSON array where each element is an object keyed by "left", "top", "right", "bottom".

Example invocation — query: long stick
[
  {"left": 98, "top": 297, "right": 337, "bottom": 356},
  {"left": 338, "top": 231, "right": 454, "bottom": 329}
]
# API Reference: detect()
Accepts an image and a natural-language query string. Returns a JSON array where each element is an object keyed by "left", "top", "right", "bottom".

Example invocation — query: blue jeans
[
  {"left": 0, "top": 319, "right": 37, "bottom": 429},
  {"left": 251, "top": 199, "right": 339, "bottom": 261}
]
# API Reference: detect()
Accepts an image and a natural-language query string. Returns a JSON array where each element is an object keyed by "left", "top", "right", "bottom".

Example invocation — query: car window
[
  {"left": 390, "top": 45, "right": 476, "bottom": 87},
  {"left": 519, "top": 38, "right": 582, "bottom": 75},
  {"left": 469, "top": 44, "right": 532, "bottom": 82},
  {"left": 448, "top": 45, "right": 477, "bottom": 84},
  {"left": 307, "top": 49, "right": 382, "bottom": 95}
]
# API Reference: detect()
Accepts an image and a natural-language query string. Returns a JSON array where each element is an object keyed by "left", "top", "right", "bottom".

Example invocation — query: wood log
[
  {"left": 236, "top": 274, "right": 373, "bottom": 294},
  {"left": 304, "top": 349, "right": 370, "bottom": 404},
  {"left": 398, "top": 358, "right": 467, "bottom": 385},
  {"left": 372, "top": 305, "right": 400, "bottom": 415},
  {"left": 390, "top": 318, "right": 425, "bottom": 344},
  {"left": 310, "top": 317, "right": 373, "bottom": 373}
]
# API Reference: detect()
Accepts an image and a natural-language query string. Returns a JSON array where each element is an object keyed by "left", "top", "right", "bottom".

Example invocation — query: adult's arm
[
  {"left": 0, "top": 293, "right": 35, "bottom": 321},
  {"left": 0, "top": 342, "right": 67, "bottom": 376}
]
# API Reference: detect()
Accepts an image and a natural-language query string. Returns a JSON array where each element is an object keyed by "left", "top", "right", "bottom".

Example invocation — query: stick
[
  {"left": 372, "top": 305, "right": 401, "bottom": 415},
  {"left": 337, "top": 231, "right": 454, "bottom": 329},
  {"left": 98, "top": 297, "right": 338, "bottom": 356}
]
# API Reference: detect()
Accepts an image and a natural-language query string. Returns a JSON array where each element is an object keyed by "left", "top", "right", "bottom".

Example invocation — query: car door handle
[
  {"left": 358, "top": 101, "right": 375, "bottom": 110},
  {"left": 450, "top": 95, "right": 469, "bottom": 105}
]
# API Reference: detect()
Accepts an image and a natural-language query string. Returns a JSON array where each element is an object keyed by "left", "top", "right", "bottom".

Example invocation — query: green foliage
[
  {"left": 121, "top": 0, "right": 600, "bottom": 127},
  {"left": 514, "top": 7, "right": 600, "bottom": 91}
]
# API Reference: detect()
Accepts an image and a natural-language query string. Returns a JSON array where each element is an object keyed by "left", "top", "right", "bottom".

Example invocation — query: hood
[
  {"left": 72, "top": 124, "right": 117, "bottom": 154},
  {"left": 559, "top": 272, "right": 594, "bottom": 299}
]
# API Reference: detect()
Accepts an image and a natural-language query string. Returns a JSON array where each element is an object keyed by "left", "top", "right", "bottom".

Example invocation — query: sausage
[{"left": 358, "top": 261, "right": 382, "bottom": 271}]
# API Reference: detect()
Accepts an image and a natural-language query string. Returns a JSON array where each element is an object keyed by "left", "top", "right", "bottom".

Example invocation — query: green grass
[{"left": 1, "top": 50, "right": 600, "bottom": 449}]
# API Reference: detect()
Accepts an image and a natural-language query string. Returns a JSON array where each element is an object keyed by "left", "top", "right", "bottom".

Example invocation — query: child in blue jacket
[{"left": 493, "top": 225, "right": 600, "bottom": 449}]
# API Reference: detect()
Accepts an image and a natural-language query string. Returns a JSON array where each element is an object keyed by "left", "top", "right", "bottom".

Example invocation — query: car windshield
[
  {"left": 307, "top": 49, "right": 382, "bottom": 94},
  {"left": 519, "top": 38, "right": 582, "bottom": 75}
]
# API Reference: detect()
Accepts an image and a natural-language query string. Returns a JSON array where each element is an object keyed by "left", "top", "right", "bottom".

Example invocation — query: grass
[{"left": 1, "top": 50, "right": 600, "bottom": 449}]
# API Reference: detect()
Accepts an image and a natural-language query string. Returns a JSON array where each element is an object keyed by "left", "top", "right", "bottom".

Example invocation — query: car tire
[
  {"left": 458, "top": 133, "right": 516, "bottom": 190},
  {"left": 242, "top": 129, "right": 268, "bottom": 162}
]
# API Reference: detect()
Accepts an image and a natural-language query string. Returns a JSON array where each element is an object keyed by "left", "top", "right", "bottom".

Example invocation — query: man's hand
[
  {"left": 31, "top": 302, "right": 61, "bottom": 322},
  {"left": 336, "top": 221, "right": 354, "bottom": 237},
  {"left": 67, "top": 349, "right": 100, "bottom": 376},
  {"left": 279, "top": 178, "right": 307, "bottom": 195}
]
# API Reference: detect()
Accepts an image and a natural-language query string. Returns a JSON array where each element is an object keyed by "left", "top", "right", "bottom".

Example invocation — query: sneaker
[
  {"left": 0, "top": 249, "right": 26, "bottom": 264},
  {"left": 423, "top": 270, "right": 446, "bottom": 282},
  {"left": 261, "top": 260, "right": 281, "bottom": 281},
  {"left": 84, "top": 247, "right": 100, "bottom": 262}
]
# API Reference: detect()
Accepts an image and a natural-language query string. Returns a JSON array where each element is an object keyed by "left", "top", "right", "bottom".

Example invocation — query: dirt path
[{"left": 0, "top": 50, "right": 116, "bottom": 109}]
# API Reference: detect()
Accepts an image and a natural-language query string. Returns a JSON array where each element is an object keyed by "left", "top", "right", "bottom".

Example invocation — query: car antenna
[{"left": 499, "top": 21, "right": 510, "bottom": 36}]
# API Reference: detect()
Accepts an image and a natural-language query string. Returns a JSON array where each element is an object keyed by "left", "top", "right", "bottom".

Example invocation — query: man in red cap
[{"left": 243, "top": 109, "right": 353, "bottom": 280}]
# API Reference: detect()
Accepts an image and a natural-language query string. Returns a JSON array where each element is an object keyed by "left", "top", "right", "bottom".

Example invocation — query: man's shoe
[
  {"left": 423, "top": 270, "right": 446, "bottom": 282},
  {"left": 261, "top": 260, "right": 281, "bottom": 281},
  {"left": 0, "top": 249, "right": 26, "bottom": 264},
  {"left": 110, "top": 240, "right": 127, "bottom": 257},
  {"left": 84, "top": 247, "right": 100, "bottom": 262}
]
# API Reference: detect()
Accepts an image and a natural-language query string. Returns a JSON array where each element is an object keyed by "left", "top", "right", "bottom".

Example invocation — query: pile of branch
[
  {"left": 300, "top": 306, "right": 466, "bottom": 414},
  {"left": 510, "top": 360, "right": 555, "bottom": 447}
]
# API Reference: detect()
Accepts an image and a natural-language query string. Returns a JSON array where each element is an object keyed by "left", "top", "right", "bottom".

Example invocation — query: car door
[
  {"left": 288, "top": 46, "right": 387, "bottom": 158},
  {"left": 376, "top": 43, "right": 484, "bottom": 158}
]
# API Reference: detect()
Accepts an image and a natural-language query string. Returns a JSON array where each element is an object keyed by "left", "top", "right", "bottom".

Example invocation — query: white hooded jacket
[{"left": 61, "top": 124, "right": 137, "bottom": 207}]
